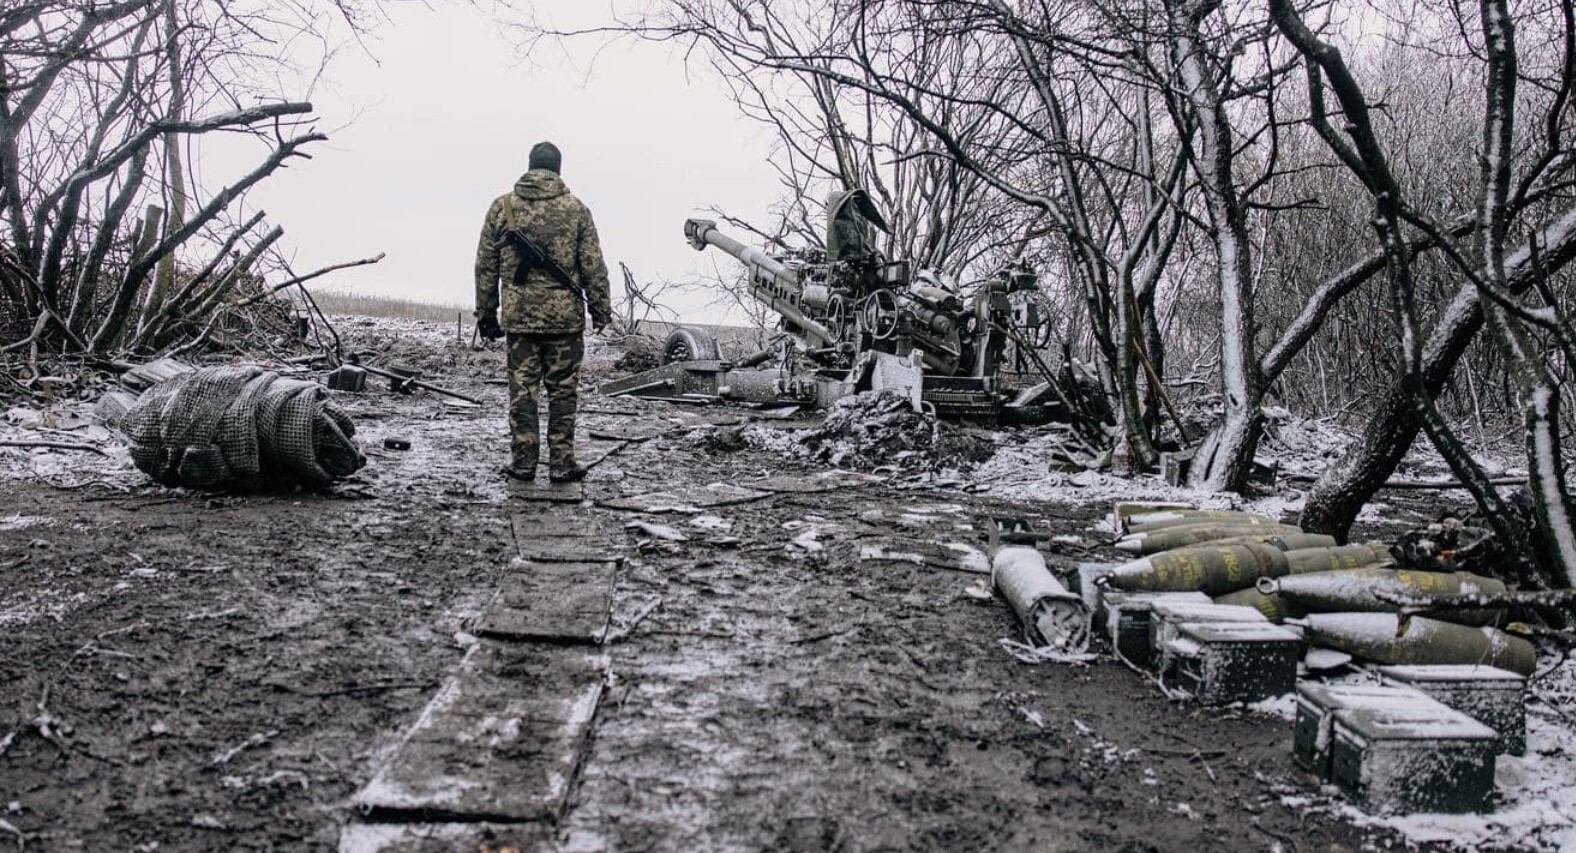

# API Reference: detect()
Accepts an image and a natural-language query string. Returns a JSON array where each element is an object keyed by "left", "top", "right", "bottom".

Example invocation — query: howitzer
[{"left": 601, "top": 195, "right": 1069, "bottom": 421}]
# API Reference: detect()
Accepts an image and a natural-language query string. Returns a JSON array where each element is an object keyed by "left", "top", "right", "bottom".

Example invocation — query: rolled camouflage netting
[{"left": 124, "top": 366, "right": 365, "bottom": 489}]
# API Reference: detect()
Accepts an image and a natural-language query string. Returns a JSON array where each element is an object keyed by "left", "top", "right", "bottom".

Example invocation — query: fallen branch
[
  {"left": 1286, "top": 473, "right": 1527, "bottom": 490},
  {"left": 0, "top": 439, "right": 106, "bottom": 455},
  {"left": 210, "top": 729, "right": 279, "bottom": 767},
  {"left": 267, "top": 680, "right": 434, "bottom": 698},
  {"left": 0, "top": 815, "right": 21, "bottom": 849},
  {"left": 1379, "top": 476, "right": 1529, "bottom": 491},
  {"left": 232, "top": 252, "right": 386, "bottom": 309}
]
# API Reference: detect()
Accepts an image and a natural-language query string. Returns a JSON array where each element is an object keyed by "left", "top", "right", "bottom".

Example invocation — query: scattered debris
[
  {"left": 600, "top": 483, "right": 767, "bottom": 513},
  {"left": 857, "top": 539, "right": 989, "bottom": 574},
  {"left": 746, "top": 390, "right": 996, "bottom": 472},
  {"left": 624, "top": 520, "right": 689, "bottom": 542}
]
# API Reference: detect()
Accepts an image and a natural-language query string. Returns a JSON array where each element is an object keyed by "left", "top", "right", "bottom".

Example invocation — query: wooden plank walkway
[
  {"left": 344, "top": 495, "right": 623, "bottom": 849},
  {"left": 352, "top": 645, "right": 606, "bottom": 823},
  {"left": 475, "top": 560, "right": 617, "bottom": 644}
]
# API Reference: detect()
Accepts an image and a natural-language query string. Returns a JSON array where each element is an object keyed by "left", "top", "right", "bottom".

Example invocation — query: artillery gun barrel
[{"left": 684, "top": 219, "right": 835, "bottom": 347}]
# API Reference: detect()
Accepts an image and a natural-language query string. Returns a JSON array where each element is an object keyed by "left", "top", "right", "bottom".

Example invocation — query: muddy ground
[{"left": 0, "top": 318, "right": 1456, "bottom": 851}]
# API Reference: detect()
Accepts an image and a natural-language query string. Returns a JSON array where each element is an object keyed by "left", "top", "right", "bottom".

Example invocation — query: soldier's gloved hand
[{"left": 477, "top": 313, "right": 504, "bottom": 341}]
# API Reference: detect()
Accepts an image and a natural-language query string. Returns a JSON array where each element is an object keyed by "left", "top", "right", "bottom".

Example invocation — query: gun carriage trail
[{"left": 0, "top": 316, "right": 1489, "bottom": 852}]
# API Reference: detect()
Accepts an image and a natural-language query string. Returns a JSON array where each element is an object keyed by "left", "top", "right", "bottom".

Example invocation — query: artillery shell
[
  {"left": 993, "top": 545, "right": 1091, "bottom": 653},
  {"left": 1106, "top": 542, "right": 1290, "bottom": 596},
  {"left": 1214, "top": 586, "right": 1300, "bottom": 622},
  {"left": 1284, "top": 544, "right": 1393, "bottom": 574},
  {"left": 1298, "top": 613, "right": 1536, "bottom": 676},
  {"left": 1260, "top": 569, "right": 1507, "bottom": 626},
  {"left": 1205, "top": 533, "right": 1340, "bottom": 552},
  {"left": 1115, "top": 523, "right": 1304, "bottom": 555},
  {"left": 1112, "top": 501, "right": 1194, "bottom": 531},
  {"left": 1123, "top": 510, "right": 1278, "bottom": 536}
]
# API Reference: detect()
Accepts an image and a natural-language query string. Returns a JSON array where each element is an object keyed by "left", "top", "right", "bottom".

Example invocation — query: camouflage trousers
[{"left": 506, "top": 332, "right": 583, "bottom": 472}]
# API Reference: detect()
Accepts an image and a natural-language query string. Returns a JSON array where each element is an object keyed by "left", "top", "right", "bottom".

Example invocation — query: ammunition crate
[
  {"left": 1379, "top": 665, "right": 1527, "bottom": 756},
  {"left": 1329, "top": 704, "right": 1497, "bottom": 814},
  {"left": 1147, "top": 601, "right": 1268, "bottom": 674},
  {"left": 1101, "top": 591, "right": 1209, "bottom": 667},
  {"left": 1293, "top": 683, "right": 1443, "bottom": 775},
  {"left": 1160, "top": 622, "right": 1300, "bottom": 706}
]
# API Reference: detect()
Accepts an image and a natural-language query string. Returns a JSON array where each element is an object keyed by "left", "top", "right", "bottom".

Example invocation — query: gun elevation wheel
[{"left": 663, "top": 326, "right": 722, "bottom": 364}]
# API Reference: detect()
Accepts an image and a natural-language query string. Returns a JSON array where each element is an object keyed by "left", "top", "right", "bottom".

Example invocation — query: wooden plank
[
  {"left": 511, "top": 511, "right": 620, "bottom": 563},
  {"left": 474, "top": 561, "right": 616, "bottom": 644},
  {"left": 353, "top": 645, "right": 605, "bottom": 823},
  {"left": 509, "top": 479, "right": 585, "bottom": 504},
  {"left": 598, "top": 482, "right": 768, "bottom": 513}
]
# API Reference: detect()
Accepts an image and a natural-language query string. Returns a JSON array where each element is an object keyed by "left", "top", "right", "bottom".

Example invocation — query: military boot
[
  {"left": 546, "top": 396, "right": 583, "bottom": 482},
  {"left": 502, "top": 441, "right": 538, "bottom": 480},
  {"left": 549, "top": 465, "right": 587, "bottom": 483},
  {"left": 501, "top": 459, "right": 536, "bottom": 481}
]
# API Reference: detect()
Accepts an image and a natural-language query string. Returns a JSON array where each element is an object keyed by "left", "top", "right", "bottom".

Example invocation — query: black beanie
[{"left": 529, "top": 141, "right": 562, "bottom": 174}]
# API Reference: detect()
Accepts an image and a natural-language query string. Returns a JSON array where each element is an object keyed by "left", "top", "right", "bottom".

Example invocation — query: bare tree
[
  {"left": 1274, "top": 0, "right": 1576, "bottom": 589},
  {"left": 1, "top": 1, "right": 385, "bottom": 357},
  {"left": 526, "top": 1, "right": 1422, "bottom": 490}
]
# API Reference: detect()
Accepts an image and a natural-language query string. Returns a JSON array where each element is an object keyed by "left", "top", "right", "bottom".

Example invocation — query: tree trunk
[
  {"left": 1168, "top": 0, "right": 1262, "bottom": 491},
  {"left": 1525, "top": 381, "right": 1576, "bottom": 588},
  {"left": 141, "top": 0, "right": 186, "bottom": 335},
  {"left": 1301, "top": 207, "right": 1576, "bottom": 539}
]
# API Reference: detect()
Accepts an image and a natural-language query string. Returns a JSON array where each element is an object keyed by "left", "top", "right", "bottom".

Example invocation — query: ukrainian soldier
[{"left": 475, "top": 141, "right": 613, "bottom": 481}]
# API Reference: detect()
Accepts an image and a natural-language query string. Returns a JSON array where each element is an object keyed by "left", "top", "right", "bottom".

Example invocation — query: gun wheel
[{"left": 662, "top": 326, "right": 722, "bottom": 364}]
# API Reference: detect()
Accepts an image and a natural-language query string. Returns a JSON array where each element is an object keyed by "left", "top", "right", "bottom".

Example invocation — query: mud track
[{"left": 1, "top": 320, "right": 1416, "bottom": 851}]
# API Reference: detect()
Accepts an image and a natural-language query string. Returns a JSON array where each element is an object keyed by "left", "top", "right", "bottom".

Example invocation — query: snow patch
[{"left": 0, "top": 514, "right": 53, "bottom": 531}]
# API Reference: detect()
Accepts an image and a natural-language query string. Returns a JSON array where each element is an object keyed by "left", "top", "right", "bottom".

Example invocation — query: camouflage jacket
[{"left": 475, "top": 171, "right": 612, "bottom": 335}]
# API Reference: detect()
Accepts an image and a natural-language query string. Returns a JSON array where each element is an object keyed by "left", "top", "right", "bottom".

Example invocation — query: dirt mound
[{"left": 610, "top": 333, "right": 663, "bottom": 373}]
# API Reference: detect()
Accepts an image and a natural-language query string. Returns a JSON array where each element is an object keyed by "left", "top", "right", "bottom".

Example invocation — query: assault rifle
[{"left": 497, "top": 226, "right": 583, "bottom": 302}]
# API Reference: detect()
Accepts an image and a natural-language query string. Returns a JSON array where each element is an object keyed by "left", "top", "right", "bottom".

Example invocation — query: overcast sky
[{"left": 205, "top": 1, "right": 781, "bottom": 322}]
